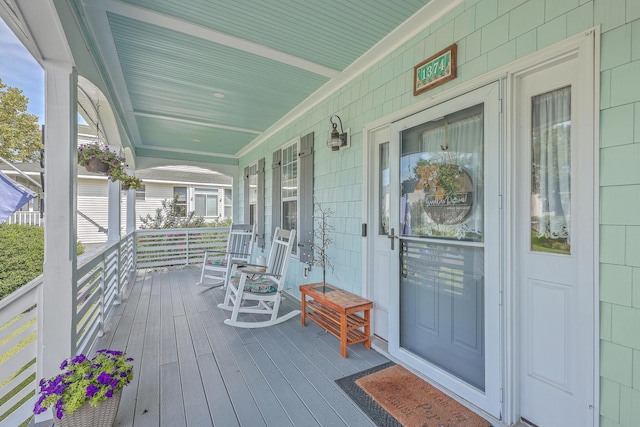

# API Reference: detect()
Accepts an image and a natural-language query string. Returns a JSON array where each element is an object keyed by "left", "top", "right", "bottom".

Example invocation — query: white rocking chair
[
  {"left": 218, "top": 227, "right": 299, "bottom": 328},
  {"left": 196, "top": 223, "right": 255, "bottom": 288}
]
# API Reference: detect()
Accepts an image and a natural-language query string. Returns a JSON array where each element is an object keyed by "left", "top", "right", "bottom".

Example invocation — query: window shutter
[
  {"left": 243, "top": 166, "right": 250, "bottom": 224},
  {"left": 257, "top": 157, "right": 265, "bottom": 249},
  {"left": 298, "top": 132, "right": 314, "bottom": 264},
  {"left": 271, "top": 149, "right": 281, "bottom": 238}
]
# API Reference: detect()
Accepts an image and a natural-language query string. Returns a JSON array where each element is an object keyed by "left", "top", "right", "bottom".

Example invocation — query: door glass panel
[
  {"left": 399, "top": 103, "right": 485, "bottom": 392},
  {"left": 530, "top": 86, "right": 571, "bottom": 255},
  {"left": 379, "top": 143, "right": 390, "bottom": 235},
  {"left": 400, "top": 240, "right": 485, "bottom": 391},
  {"left": 401, "top": 104, "right": 484, "bottom": 242}
]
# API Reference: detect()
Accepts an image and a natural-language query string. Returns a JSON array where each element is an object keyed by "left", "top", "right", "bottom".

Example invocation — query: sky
[{"left": 0, "top": 17, "right": 44, "bottom": 124}]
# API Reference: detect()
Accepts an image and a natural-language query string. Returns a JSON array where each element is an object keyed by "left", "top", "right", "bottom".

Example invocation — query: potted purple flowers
[
  {"left": 34, "top": 349, "right": 134, "bottom": 426},
  {"left": 77, "top": 142, "right": 126, "bottom": 180}
]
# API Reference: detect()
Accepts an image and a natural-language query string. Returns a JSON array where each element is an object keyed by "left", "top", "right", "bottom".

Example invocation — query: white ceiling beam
[
  {"left": 134, "top": 112, "right": 262, "bottom": 135},
  {"left": 137, "top": 144, "right": 238, "bottom": 159}
]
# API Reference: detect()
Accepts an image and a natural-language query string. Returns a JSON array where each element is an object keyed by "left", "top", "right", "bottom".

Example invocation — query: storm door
[{"left": 388, "top": 82, "right": 501, "bottom": 416}]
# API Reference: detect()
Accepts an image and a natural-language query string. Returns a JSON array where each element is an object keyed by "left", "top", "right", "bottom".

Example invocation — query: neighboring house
[{"left": 1, "top": 162, "right": 232, "bottom": 244}]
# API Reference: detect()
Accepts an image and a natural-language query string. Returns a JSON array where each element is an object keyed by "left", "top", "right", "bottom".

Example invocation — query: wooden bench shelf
[{"left": 300, "top": 283, "right": 373, "bottom": 358}]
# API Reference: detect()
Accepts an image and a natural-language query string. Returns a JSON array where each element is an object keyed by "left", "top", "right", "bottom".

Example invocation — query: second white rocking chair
[
  {"left": 218, "top": 227, "right": 299, "bottom": 328},
  {"left": 196, "top": 223, "right": 255, "bottom": 288}
]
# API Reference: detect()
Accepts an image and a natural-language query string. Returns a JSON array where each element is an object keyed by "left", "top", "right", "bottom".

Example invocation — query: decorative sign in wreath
[{"left": 416, "top": 164, "right": 474, "bottom": 225}]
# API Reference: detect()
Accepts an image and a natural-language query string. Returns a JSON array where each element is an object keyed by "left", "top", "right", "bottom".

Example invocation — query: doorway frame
[{"left": 362, "top": 28, "right": 600, "bottom": 426}]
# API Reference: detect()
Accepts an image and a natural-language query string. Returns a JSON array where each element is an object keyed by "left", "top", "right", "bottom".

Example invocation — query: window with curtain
[
  {"left": 281, "top": 141, "right": 298, "bottom": 255},
  {"left": 530, "top": 86, "right": 571, "bottom": 254},
  {"left": 401, "top": 104, "right": 484, "bottom": 241},
  {"left": 194, "top": 187, "right": 219, "bottom": 217},
  {"left": 244, "top": 159, "right": 265, "bottom": 247},
  {"left": 248, "top": 163, "right": 258, "bottom": 225}
]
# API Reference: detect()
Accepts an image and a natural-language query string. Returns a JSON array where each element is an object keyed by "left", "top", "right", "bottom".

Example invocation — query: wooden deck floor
[{"left": 94, "top": 266, "right": 390, "bottom": 427}]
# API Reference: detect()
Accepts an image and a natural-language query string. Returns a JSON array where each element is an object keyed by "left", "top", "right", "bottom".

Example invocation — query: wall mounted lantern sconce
[{"left": 327, "top": 115, "right": 350, "bottom": 151}]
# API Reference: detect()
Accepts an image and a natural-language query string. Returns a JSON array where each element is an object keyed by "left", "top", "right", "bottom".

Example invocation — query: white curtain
[
  {"left": 447, "top": 113, "right": 484, "bottom": 235},
  {"left": 532, "top": 87, "right": 571, "bottom": 240}
]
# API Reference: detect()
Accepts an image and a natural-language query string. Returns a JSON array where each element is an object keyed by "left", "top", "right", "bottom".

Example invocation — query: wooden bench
[{"left": 300, "top": 283, "right": 372, "bottom": 358}]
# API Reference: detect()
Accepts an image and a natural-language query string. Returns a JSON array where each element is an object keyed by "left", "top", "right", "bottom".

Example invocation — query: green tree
[{"left": 0, "top": 78, "right": 42, "bottom": 161}]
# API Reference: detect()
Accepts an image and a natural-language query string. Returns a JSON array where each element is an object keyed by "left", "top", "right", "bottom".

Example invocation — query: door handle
[{"left": 387, "top": 228, "right": 399, "bottom": 250}]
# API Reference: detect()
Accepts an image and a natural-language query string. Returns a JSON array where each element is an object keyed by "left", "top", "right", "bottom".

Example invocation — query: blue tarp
[{"left": 0, "top": 170, "right": 36, "bottom": 223}]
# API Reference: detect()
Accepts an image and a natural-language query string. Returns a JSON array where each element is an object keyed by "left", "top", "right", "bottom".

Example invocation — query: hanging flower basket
[
  {"left": 116, "top": 173, "right": 143, "bottom": 191},
  {"left": 84, "top": 157, "right": 110, "bottom": 174},
  {"left": 77, "top": 142, "right": 126, "bottom": 180}
]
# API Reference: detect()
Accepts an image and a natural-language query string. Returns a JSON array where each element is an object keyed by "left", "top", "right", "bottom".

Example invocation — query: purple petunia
[
  {"left": 35, "top": 349, "right": 133, "bottom": 418},
  {"left": 71, "top": 354, "right": 87, "bottom": 364},
  {"left": 97, "top": 372, "right": 111, "bottom": 385},
  {"left": 55, "top": 400, "right": 64, "bottom": 419},
  {"left": 86, "top": 384, "right": 99, "bottom": 397},
  {"left": 33, "top": 395, "right": 47, "bottom": 415}
]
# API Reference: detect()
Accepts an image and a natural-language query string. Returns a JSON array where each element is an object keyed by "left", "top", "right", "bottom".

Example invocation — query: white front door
[
  {"left": 385, "top": 82, "right": 502, "bottom": 417},
  {"left": 369, "top": 126, "right": 392, "bottom": 340},
  {"left": 514, "top": 54, "right": 595, "bottom": 426}
]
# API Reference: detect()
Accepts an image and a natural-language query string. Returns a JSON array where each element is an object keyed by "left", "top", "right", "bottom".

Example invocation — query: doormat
[{"left": 336, "top": 362, "right": 492, "bottom": 427}]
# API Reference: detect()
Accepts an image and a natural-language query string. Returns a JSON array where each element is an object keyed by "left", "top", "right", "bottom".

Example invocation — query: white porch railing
[
  {"left": 4, "top": 211, "right": 43, "bottom": 226},
  {"left": 135, "top": 227, "right": 227, "bottom": 269},
  {"left": 0, "top": 277, "right": 40, "bottom": 427},
  {"left": 0, "top": 227, "right": 228, "bottom": 425}
]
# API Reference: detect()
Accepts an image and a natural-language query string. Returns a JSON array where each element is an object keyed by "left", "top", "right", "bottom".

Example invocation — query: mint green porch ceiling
[
  {"left": 69, "top": 0, "right": 432, "bottom": 168},
  {"left": 134, "top": 115, "right": 256, "bottom": 155},
  {"left": 118, "top": 0, "right": 432, "bottom": 71},
  {"left": 109, "top": 13, "right": 329, "bottom": 131}
]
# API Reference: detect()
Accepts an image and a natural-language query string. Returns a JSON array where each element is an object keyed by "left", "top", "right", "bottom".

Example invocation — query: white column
[
  {"left": 37, "top": 61, "right": 77, "bottom": 422},
  {"left": 107, "top": 180, "right": 121, "bottom": 242},
  {"left": 126, "top": 188, "right": 136, "bottom": 233}
]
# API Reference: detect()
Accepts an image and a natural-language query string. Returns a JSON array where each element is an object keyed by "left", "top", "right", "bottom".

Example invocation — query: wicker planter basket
[
  {"left": 121, "top": 184, "right": 130, "bottom": 191},
  {"left": 83, "top": 157, "right": 110, "bottom": 174},
  {"left": 55, "top": 390, "right": 122, "bottom": 427}
]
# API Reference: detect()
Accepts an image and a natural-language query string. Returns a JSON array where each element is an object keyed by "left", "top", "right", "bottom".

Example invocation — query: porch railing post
[
  {"left": 107, "top": 180, "right": 121, "bottom": 242},
  {"left": 115, "top": 239, "right": 122, "bottom": 305},
  {"left": 98, "top": 253, "right": 106, "bottom": 337},
  {"left": 186, "top": 229, "right": 190, "bottom": 265},
  {"left": 126, "top": 188, "right": 136, "bottom": 233}
]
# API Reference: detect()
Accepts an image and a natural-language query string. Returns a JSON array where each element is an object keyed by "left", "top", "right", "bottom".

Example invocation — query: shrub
[
  {"left": 0, "top": 224, "right": 44, "bottom": 299},
  {"left": 0, "top": 224, "right": 86, "bottom": 299},
  {"left": 139, "top": 195, "right": 206, "bottom": 229},
  {"left": 206, "top": 217, "right": 232, "bottom": 228}
]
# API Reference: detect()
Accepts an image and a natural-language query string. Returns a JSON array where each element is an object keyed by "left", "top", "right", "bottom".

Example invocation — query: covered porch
[
  {"left": 6, "top": 0, "right": 638, "bottom": 425},
  {"left": 94, "top": 266, "right": 387, "bottom": 427}
]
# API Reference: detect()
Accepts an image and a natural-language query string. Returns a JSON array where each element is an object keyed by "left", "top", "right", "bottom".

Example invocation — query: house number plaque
[{"left": 413, "top": 44, "right": 457, "bottom": 96}]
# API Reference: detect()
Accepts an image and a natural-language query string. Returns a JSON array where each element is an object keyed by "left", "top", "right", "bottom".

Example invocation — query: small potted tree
[{"left": 307, "top": 201, "right": 335, "bottom": 293}]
